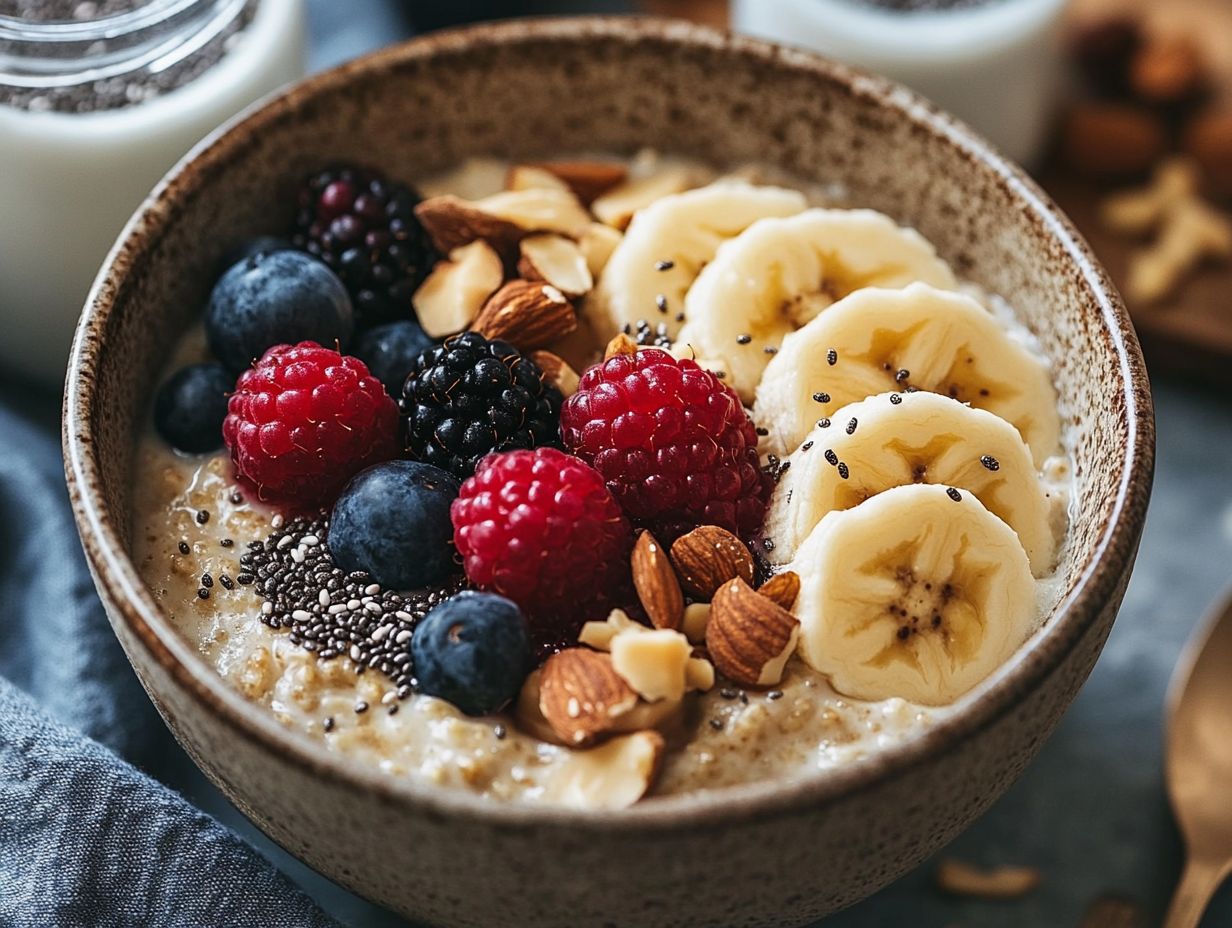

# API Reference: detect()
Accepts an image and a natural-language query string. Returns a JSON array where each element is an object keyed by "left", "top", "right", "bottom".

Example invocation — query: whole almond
[
  {"left": 1061, "top": 104, "right": 1167, "bottom": 178},
  {"left": 632, "top": 531, "right": 684, "bottom": 630},
  {"left": 758, "top": 570, "right": 801, "bottom": 611},
  {"left": 539, "top": 648, "right": 639, "bottom": 747},
  {"left": 669, "top": 525, "right": 755, "bottom": 600},
  {"left": 471, "top": 279, "right": 577, "bottom": 350},
  {"left": 706, "top": 577, "right": 800, "bottom": 688}
]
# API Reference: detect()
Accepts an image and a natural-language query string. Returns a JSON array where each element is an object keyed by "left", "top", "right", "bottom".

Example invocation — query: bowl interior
[{"left": 65, "top": 18, "right": 1152, "bottom": 822}]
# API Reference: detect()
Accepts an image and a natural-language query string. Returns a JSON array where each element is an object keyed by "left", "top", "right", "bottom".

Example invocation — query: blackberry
[
  {"left": 292, "top": 165, "right": 437, "bottom": 328},
  {"left": 400, "top": 332, "right": 563, "bottom": 479}
]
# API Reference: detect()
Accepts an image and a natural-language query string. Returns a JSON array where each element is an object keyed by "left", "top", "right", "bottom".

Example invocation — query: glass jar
[{"left": 0, "top": 0, "right": 305, "bottom": 384}]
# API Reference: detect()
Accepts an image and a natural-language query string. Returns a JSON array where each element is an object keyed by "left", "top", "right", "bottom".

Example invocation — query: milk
[
  {"left": 0, "top": 0, "right": 305, "bottom": 384},
  {"left": 732, "top": 0, "right": 1066, "bottom": 168}
]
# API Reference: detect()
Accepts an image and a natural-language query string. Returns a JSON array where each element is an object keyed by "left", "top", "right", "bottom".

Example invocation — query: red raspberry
[
  {"left": 451, "top": 448, "right": 633, "bottom": 653},
  {"left": 222, "top": 342, "right": 398, "bottom": 507},
  {"left": 560, "top": 349, "right": 769, "bottom": 541}
]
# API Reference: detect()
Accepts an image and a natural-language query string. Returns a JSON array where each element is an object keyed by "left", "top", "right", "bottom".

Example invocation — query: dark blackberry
[
  {"left": 292, "top": 165, "right": 438, "bottom": 328},
  {"left": 400, "top": 332, "right": 563, "bottom": 479}
]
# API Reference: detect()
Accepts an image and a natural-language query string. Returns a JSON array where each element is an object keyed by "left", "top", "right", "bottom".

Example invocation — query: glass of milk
[
  {"left": 732, "top": 0, "right": 1067, "bottom": 168},
  {"left": 0, "top": 0, "right": 306, "bottom": 385}
]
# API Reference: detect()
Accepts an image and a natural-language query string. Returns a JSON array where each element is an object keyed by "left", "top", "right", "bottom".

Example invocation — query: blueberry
[
  {"left": 206, "top": 249, "right": 353, "bottom": 373},
  {"left": 214, "top": 236, "right": 293, "bottom": 279},
  {"left": 411, "top": 591, "right": 531, "bottom": 716},
  {"left": 329, "top": 460, "right": 459, "bottom": 590},
  {"left": 351, "top": 320, "right": 435, "bottom": 396},
  {"left": 153, "top": 362, "right": 233, "bottom": 453}
]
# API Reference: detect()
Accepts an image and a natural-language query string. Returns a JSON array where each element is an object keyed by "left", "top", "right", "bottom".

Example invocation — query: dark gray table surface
[{"left": 19, "top": 2, "right": 1232, "bottom": 925}]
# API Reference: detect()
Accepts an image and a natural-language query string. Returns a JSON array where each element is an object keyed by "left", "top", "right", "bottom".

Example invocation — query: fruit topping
[
  {"left": 411, "top": 590, "right": 531, "bottom": 716},
  {"left": 451, "top": 447, "right": 634, "bottom": 653},
  {"left": 154, "top": 361, "right": 233, "bottom": 453},
  {"left": 350, "top": 319, "right": 435, "bottom": 397},
  {"left": 560, "top": 347, "right": 769, "bottom": 541},
  {"left": 206, "top": 249, "right": 354, "bottom": 374},
  {"left": 222, "top": 342, "right": 398, "bottom": 506},
  {"left": 292, "top": 165, "right": 438, "bottom": 327},
  {"left": 400, "top": 332, "right": 563, "bottom": 480},
  {"left": 329, "top": 460, "right": 460, "bottom": 591}
]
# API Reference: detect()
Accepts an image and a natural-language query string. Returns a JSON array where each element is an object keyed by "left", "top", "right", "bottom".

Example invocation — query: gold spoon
[{"left": 1164, "top": 591, "right": 1232, "bottom": 928}]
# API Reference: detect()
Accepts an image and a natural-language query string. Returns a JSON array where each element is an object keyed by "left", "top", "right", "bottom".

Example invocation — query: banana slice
[
  {"left": 792, "top": 483, "right": 1036, "bottom": 705},
  {"left": 676, "top": 209, "right": 957, "bottom": 402},
  {"left": 763, "top": 391, "right": 1058, "bottom": 576},
  {"left": 755, "top": 283, "right": 1060, "bottom": 465},
  {"left": 585, "top": 181, "right": 807, "bottom": 346}
]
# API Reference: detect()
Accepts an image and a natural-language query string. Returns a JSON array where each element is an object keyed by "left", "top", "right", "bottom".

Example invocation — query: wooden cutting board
[{"left": 637, "top": 0, "right": 1232, "bottom": 386}]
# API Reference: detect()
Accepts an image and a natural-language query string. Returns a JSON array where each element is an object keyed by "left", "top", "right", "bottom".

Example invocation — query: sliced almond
[
  {"left": 474, "top": 187, "right": 592, "bottom": 239},
  {"left": 528, "top": 349, "right": 580, "bottom": 398},
  {"left": 682, "top": 602, "right": 711, "bottom": 644},
  {"left": 539, "top": 648, "right": 639, "bottom": 747},
  {"left": 632, "top": 530, "right": 684, "bottom": 631},
  {"left": 471, "top": 279, "right": 577, "bottom": 350},
  {"left": 506, "top": 164, "right": 571, "bottom": 194},
  {"left": 604, "top": 332, "right": 638, "bottom": 360},
  {"left": 577, "top": 222, "right": 624, "bottom": 278},
  {"left": 610, "top": 628, "right": 693, "bottom": 703},
  {"left": 414, "top": 195, "right": 525, "bottom": 259},
  {"left": 935, "top": 859, "right": 1041, "bottom": 899},
  {"left": 591, "top": 166, "right": 693, "bottom": 230},
  {"left": 758, "top": 571, "right": 801, "bottom": 611},
  {"left": 706, "top": 577, "right": 800, "bottom": 688},
  {"left": 544, "top": 730, "right": 665, "bottom": 810},
  {"left": 533, "top": 160, "right": 629, "bottom": 205},
  {"left": 412, "top": 240, "right": 503, "bottom": 338},
  {"left": 670, "top": 525, "right": 756, "bottom": 601},
  {"left": 518, "top": 233, "right": 594, "bottom": 297}
]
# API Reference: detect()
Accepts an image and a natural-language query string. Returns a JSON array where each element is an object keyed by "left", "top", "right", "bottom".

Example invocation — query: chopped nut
[
  {"left": 471, "top": 279, "right": 578, "bottom": 349},
  {"left": 935, "top": 859, "right": 1041, "bottom": 899},
  {"left": 543, "top": 730, "right": 665, "bottom": 810},
  {"left": 610, "top": 628, "right": 693, "bottom": 702},
  {"left": 758, "top": 571, "right": 801, "bottom": 611},
  {"left": 670, "top": 525, "right": 756, "bottom": 601},
  {"left": 527, "top": 349, "right": 580, "bottom": 398},
  {"left": 604, "top": 332, "right": 638, "bottom": 360},
  {"left": 532, "top": 160, "right": 629, "bottom": 205},
  {"left": 412, "top": 240, "right": 503, "bottom": 338},
  {"left": 578, "top": 608, "right": 645, "bottom": 651},
  {"left": 632, "top": 530, "right": 684, "bottom": 630},
  {"left": 685, "top": 656, "right": 715, "bottom": 692},
  {"left": 682, "top": 602, "right": 711, "bottom": 644},
  {"left": 506, "top": 164, "right": 571, "bottom": 194},
  {"left": 474, "top": 187, "right": 592, "bottom": 239},
  {"left": 591, "top": 166, "right": 693, "bottom": 230}
]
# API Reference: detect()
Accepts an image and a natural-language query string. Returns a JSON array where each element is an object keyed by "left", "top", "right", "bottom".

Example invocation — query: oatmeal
[{"left": 134, "top": 152, "right": 1071, "bottom": 808}]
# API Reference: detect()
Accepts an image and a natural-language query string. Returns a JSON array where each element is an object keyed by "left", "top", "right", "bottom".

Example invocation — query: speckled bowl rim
[{"left": 64, "top": 16, "right": 1154, "bottom": 833}]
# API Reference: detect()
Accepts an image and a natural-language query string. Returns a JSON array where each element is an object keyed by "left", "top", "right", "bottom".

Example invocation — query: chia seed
[
  {"left": 655, "top": 259, "right": 674, "bottom": 271},
  {"left": 890, "top": 393, "right": 903, "bottom": 405},
  {"left": 838, "top": 462, "right": 850, "bottom": 480},
  {"left": 767, "top": 690, "right": 784, "bottom": 700},
  {"left": 947, "top": 487, "right": 962, "bottom": 502},
  {"left": 178, "top": 540, "right": 190, "bottom": 556},
  {"left": 895, "top": 369, "right": 911, "bottom": 383},
  {"left": 494, "top": 723, "right": 508, "bottom": 740},
  {"left": 736, "top": 334, "right": 752, "bottom": 345},
  {"left": 826, "top": 348, "right": 838, "bottom": 366},
  {"left": 235, "top": 516, "right": 463, "bottom": 696},
  {"left": 655, "top": 294, "right": 668, "bottom": 314},
  {"left": 196, "top": 509, "right": 210, "bottom": 525},
  {"left": 200, "top": 572, "right": 213, "bottom": 589},
  {"left": 709, "top": 718, "right": 724, "bottom": 731},
  {"left": 802, "top": 440, "right": 813, "bottom": 451},
  {"left": 980, "top": 455, "right": 1000, "bottom": 471},
  {"left": 824, "top": 449, "right": 839, "bottom": 466},
  {"left": 322, "top": 716, "right": 335, "bottom": 732},
  {"left": 817, "top": 418, "right": 831, "bottom": 429},
  {"left": 846, "top": 418, "right": 858, "bottom": 435},
  {"left": 220, "top": 538, "right": 234, "bottom": 548},
  {"left": 812, "top": 391, "right": 830, "bottom": 403}
]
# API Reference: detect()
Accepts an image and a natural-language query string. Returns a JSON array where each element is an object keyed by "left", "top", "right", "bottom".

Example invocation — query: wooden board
[{"left": 637, "top": 0, "right": 1232, "bottom": 385}]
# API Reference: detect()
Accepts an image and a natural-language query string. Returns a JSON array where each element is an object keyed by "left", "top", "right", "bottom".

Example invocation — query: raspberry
[
  {"left": 222, "top": 342, "right": 398, "bottom": 507},
  {"left": 292, "top": 165, "right": 437, "bottom": 327},
  {"left": 451, "top": 448, "right": 633, "bottom": 654},
  {"left": 560, "top": 348, "right": 770, "bottom": 541}
]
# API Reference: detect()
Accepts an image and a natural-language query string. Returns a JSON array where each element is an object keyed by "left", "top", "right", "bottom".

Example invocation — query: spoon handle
[{"left": 1164, "top": 856, "right": 1230, "bottom": 928}]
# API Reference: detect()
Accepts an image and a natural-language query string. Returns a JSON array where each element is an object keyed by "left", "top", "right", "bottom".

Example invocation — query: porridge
[{"left": 133, "top": 152, "right": 1071, "bottom": 808}]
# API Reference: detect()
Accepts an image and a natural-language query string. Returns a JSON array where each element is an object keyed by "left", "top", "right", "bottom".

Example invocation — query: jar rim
[{"left": 0, "top": 0, "right": 205, "bottom": 43}]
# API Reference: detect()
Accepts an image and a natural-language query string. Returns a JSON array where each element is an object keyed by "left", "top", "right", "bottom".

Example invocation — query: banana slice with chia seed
[
  {"left": 790, "top": 483, "right": 1036, "bottom": 706},
  {"left": 585, "top": 181, "right": 807, "bottom": 347},
  {"left": 675, "top": 209, "right": 957, "bottom": 401},
  {"left": 754, "top": 283, "right": 1061, "bottom": 465},
  {"left": 762, "top": 391, "right": 1060, "bottom": 576}
]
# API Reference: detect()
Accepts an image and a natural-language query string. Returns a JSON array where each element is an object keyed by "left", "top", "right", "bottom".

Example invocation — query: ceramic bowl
[{"left": 64, "top": 18, "right": 1154, "bottom": 928}]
